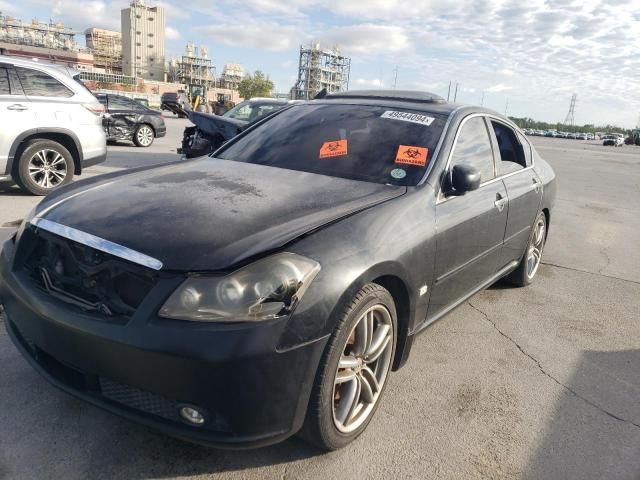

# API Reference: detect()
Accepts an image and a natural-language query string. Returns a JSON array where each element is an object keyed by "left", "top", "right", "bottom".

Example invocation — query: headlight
[{"left": 159, "top": 253, "right": 321, "bottom": 322}]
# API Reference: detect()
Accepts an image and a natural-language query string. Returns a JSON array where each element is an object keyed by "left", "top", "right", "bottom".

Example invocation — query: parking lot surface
[{"left": 1, "top": 125, "right": 639, "bottom": 479}]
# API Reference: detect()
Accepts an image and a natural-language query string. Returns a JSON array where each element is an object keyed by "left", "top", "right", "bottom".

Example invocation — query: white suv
[{"left": 0, "top": 56, "right": 107, "bottom": 195}]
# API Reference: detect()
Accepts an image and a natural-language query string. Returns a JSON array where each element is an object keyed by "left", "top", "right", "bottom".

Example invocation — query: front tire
[
  {"left": 506, "top": 211, "right": 547, "bottom": 287},
  {"left": 301, "top": 283, "right": 396, "bottom": 450},
  {"left": 133, "top": 124, "right": 154, "bottom": 147},
  {"left": 15, "top": 140, "right": 73, "bottom": 195}
]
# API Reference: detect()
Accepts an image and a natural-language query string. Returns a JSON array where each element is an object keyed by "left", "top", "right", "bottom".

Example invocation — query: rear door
[
  {"left": 487, "top": 121, "right": 542, "bottom": 268},
  {"left": 14, "top": 66, "right": 75, "bottom": 128},
  {"left": 0, "top": 64, "right": 33, "bottom": 174},
  {"left": 428, "top": 115, "right": 508, "bottom": 319}
]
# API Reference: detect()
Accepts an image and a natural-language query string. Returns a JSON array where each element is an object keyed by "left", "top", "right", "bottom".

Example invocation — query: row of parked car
[
  {"left": 523, "top": 129, "right": 596, "bottom": 140},
  {"left": 523, "top": 128, "right": 627, "bottom": 146}
]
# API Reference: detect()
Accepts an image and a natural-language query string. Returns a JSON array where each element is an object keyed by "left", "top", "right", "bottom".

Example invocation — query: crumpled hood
[
  {"left": 188, "top": 111, "right": 246, "bottom": 140},
  {"left": 35, "top": 158, "right": 405, "bottom": 271}
]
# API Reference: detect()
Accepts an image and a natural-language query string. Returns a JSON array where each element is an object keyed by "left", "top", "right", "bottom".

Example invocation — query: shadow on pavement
[{"left": 526, "top": 349, "right": 640, "bottom": 478}]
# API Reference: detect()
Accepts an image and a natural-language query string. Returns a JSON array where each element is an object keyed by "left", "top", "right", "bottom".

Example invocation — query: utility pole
[
  {"left": 504, "top": 99, "right": 509, "bottom": 116},
  {"left": 447, "top": 81, "right": 452, "bottom": 102},
  {"left": 481, "top": 91, "right": 485, "bottom": 106},
  {"left": 453, "top": 82, "right": 459, "bottom": 102},
  {"left": 392, "top": 66, "right": 398, "bottom": 89}
]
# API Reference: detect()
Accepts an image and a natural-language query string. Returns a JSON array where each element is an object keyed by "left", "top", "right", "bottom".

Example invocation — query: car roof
[{"left": 0, "top": 54, "right": 78, "bottom": 77}]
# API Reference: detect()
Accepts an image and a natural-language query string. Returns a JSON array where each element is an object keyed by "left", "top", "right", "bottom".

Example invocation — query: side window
[
  {"left": 516, "top": 132, "right": 532, "bottom": 167},
  {"left": 450, "top": 116, "right": 495, "bottom": 184},
  {"left": 108, "top": 95, "right": 135, "bottom": 111},
  {"left": 490, "top": 121, "right": 526, "bottom": 175},
  {"left": 15, "top": 67, "right": 73, "bottom": 98},
  {"left": 0, "top": 67, "right": 9, "bottom": 95}
]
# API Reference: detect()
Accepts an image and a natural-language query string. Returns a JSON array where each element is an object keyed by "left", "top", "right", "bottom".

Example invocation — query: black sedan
[
  {"left": 97, "top": 94, "right": 166, "bottom": 147},
  {"left": 0, "top": 90, "right": 555, "bottom": 451}
]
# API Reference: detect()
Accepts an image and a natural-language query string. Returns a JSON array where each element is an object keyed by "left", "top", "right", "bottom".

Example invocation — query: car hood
[
  {"left": 188, "top": 111, "right": 247, "bottom": 140},
  {"left": 35, "top": 158, "right": 405, "bottom": 271}
]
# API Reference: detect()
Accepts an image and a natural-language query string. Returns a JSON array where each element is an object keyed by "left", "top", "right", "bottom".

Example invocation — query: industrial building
[
  {"left": 85, "top": 28, "right": 122, "bottom": 73},
  {"left": 121, "top": 0, "right": 165, "bottom": 81},
  {"left": 219, "top": 63, "right": 246, "bottom": 90},
  {"left": 175, "top": 42, "right": 216, "bottom": 88},
  {"left": 293, "top": 43, "right": 350, "bottom": 100},
  {"left": 0, "top": 14, "right": 93, "bottom": 68}
]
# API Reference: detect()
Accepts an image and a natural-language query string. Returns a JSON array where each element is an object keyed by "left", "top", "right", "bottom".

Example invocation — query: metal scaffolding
[
  {"left": 85, "top": 28, "right": 122, "bottom": 73},
  {"left": 0, "top": 14, "right": 81, "bottom": 50},
  {"left": 175, "top": 42, "right": 216, "bottom": 88},
  {"left": 293, "top": 43, "right": 350, "bottom": 100}
]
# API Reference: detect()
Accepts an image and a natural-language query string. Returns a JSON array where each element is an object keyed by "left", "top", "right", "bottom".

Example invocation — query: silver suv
[{"left": 0, "top": 56, "right": 107, "bottom": 195}]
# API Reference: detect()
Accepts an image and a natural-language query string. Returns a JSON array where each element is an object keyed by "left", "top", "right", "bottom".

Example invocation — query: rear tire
[
  {"left": 506, "top": 211, "right": 547, "bottom": 287},
  {"left": 14, "top": 140, "right": 73, "bottom": 196},
  {"left": 300, "top": 283, "right": 396, "bottom": 451}
]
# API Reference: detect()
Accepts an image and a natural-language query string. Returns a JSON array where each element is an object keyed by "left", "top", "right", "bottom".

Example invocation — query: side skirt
[{"left": 410, "top": 260, "right": 519, "bottom": 337}]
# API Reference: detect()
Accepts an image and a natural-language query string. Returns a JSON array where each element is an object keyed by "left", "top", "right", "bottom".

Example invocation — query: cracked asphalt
[{"left": 1, "top": 125, "right": 639, "bottom": 479}]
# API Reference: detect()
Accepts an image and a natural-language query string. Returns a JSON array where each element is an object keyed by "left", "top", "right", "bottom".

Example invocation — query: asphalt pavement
[{"left": 0, "top": 123, "right": 639, "bottom": 479}]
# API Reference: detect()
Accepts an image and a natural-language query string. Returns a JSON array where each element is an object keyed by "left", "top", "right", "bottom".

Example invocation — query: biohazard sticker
[
  {"left": 395, "top": 145, "right": 428, "bottom": 167},
  {"left": 319, "top": 140, "right": 348, "bottom": 158},
  {"left": 381, "top": 110, "right": 435, "bottom": 126}
]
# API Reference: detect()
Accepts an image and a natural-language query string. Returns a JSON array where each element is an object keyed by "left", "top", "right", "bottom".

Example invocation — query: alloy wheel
[
  {"left": 28, "top": 149, "right": 67, "bottom": 190},
  {"left": 526, "top": 216, "right": 546, "bottom": 279},
  {"left": 136, "top": 126, "right": 154, "bottom": 146},
  {"left": 332, "top": 304, "right": 394, "bottom": 433}
]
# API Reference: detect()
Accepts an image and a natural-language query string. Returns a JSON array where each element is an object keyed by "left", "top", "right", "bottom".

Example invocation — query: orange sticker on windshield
[
  {"left": 395, "top": 145, "right": 428, "bottom": 167},
  {"left": 319, "top": 140, "right": 348, "bottom": 158}
]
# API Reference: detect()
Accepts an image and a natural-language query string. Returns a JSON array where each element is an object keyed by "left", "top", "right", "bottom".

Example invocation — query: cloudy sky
[{"left": 3, "top": 0, "right": 639, "bottom": 127}]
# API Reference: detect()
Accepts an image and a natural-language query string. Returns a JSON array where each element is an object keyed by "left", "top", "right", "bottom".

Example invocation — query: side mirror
[{"left": 451, "top": 164, "right": 481, "bottom": 194}]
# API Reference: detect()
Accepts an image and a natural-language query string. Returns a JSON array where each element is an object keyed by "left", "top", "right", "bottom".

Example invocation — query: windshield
[
  {"left": 217, "top": 103, "right": 447, "bottom": 186},
  {"left": 223, "top": 100, "right": 284, "bottom": 122}
]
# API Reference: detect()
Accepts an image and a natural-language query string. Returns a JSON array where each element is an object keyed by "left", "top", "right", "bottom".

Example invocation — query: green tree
[{"left": 238, "top": 71, "right": 274, "bottom": 99}]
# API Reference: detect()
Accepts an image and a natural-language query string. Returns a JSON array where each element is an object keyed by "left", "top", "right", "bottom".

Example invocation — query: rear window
[
  {"left": 217, "top": 104, "right": 447, "bottom": 186},
  {"left": 15, "top": 67, "right": 73, "bottom": 97}
]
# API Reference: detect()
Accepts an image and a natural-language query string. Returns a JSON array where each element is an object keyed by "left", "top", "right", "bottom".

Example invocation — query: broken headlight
[{"left": 159, "top": 253, "right": 321, "bottom": 322}]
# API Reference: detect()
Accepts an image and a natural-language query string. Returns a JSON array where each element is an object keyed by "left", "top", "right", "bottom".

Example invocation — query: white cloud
[
  {"left": 165, "top": 25, "right": 180, "bottom": 40},
  {"left": 355, "top": 78, "right": 384, "bottom": 88},
  {"left": 323, "top": 24, "right": 412, "bottom": 55},
  {"left": 486, "top": 83, "right": 512, "bottom": 93},
  {"left": 195, "top": 22, "right": 299, "bottom": 51}
]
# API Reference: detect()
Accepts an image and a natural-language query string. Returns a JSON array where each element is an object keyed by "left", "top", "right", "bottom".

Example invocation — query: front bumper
[{"left": 0, "top": 238, "right": 326, "bottom": 448}]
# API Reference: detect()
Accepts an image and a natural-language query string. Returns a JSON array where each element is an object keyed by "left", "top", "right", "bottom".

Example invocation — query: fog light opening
[{"left": 179, "top": 406, "right": 205, "bottom": 425}]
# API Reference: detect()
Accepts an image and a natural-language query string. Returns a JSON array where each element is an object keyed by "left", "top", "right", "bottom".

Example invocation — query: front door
[
  {"left": 106, "top": 95, "right": 139, "bottom": 140},
  {"left": 428, "top": 116, "right": 508, "bottom": 319}
]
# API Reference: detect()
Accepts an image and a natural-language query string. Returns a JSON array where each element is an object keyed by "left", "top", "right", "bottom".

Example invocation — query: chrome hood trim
[{"left": 30, "top": 218, "right": 163, "bottom": 271}]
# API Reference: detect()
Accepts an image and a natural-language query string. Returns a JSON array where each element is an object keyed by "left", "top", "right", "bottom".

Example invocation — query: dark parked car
[
  {"left": 0, "top": 90, "right": 556, "bottom": 451},
  {"left": 179, "top": 98, "right": 288, "bottom": 158},
  {"left": 96, "top": 94, "right": 166, "bottom": 147}
]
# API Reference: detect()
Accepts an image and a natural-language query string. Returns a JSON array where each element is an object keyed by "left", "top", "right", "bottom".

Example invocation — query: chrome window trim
[
  {"left": 417, "top": 104, "right": 467, "bottom": 187},
  {"left": 437, "top": 113, "right": 536, "bottom": 204},
  {"left": 30, "top": 218, "right": 163, "bottom": 271}
]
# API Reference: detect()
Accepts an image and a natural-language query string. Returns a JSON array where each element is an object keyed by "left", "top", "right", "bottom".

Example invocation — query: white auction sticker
[{"left": 380, "top": 110, "right": 435, "bottom": 126}]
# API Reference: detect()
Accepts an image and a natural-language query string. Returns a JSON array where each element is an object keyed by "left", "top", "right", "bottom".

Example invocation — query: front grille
[
  {"left": 99, "top": 378, "right": 231, "bottom": 432},
  {"left": 20, "top": 229, "right": 157, "bottom": 322},
  {"left": 99, "top": 377, "right": 181, "bottom": 422}
]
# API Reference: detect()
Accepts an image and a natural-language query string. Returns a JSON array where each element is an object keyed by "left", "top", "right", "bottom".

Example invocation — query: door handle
[
  {"left": 7, "top": 104, "right": 28, "bottom": 111},
  {"left": 494, "top": 193, "right": 507, "bottom": 212},
  {"left": 532, "top": 178, "right": 542, "bottom": 193}
]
